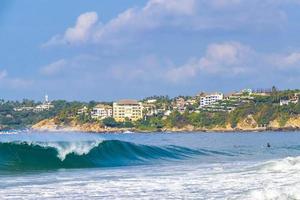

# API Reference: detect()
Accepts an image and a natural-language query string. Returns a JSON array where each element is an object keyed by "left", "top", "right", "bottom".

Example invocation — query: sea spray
[{"left": 34, "top": 140, "right": 104, "bottom": 160}]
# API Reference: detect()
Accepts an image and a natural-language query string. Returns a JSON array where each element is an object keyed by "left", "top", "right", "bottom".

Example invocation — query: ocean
[{"left": 0, "top": 131, "right": 300, "bottom": 199}]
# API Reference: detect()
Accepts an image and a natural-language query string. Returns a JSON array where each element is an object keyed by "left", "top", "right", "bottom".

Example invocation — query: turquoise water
[{"left": 0, "top": 132, "right": 300, "bottom": 199}]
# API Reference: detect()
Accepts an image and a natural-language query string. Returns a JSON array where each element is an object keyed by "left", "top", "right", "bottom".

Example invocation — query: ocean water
[{"left": 0, "top": 132, "right": 300, "bottom": 199}]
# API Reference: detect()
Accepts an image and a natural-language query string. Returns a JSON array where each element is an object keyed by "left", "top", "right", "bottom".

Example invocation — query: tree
[{"left": 102, "top": 117, "right": 118, "bottom": 127}]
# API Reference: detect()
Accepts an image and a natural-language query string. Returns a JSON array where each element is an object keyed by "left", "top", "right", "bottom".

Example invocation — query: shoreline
[
  {"left": 26, "top": 116, "right": 300, "bottom": 134},
  {"left": 28, "top": 126, "right": 300, "bottom": 134}
]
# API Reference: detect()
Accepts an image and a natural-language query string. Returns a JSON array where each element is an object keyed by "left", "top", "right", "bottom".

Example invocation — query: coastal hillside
[{"left": 2, "top": 88, "right": 300, "bottom": 132}]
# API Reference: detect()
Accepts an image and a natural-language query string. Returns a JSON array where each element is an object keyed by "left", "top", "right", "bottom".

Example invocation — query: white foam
[
  {"left": 18, "top": 140, "right": 104, "bottom": 161},
  {"left": 258, "top": 156, "right": 300, "bottom": 173},
  {"left": 44, "top": 140, "right": 103, "bottom": 160},
  {"left": 249, "top": 187, "right": 300, "bottom": 200},
  {"left": 0, "top": 158, "right": 300, "bottom": 199}
]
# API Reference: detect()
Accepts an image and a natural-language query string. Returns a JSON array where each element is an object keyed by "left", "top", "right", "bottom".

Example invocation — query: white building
[
  {"left": 200, "top": 92, "right": 224, "bottom": 108},
  {"left": 173, "top": 97, "right": 186, "bottom": 113},
  {"left": 14, "top": 95, "right": 54, "bottom": 112},
  {"left": 280, "top": 99, "right": 290, "bottom": 106},
  {"left": 143, "top": 103, "right": 157, "bottom": 116},
  {"left": 77, "top": 106, "right": 88, "bottom": 115},
  {"left": 34, "top": 94, "right": 54, "bottom": 112},
  {"left": 91, "top": 104, "right": 113, "bottom": 119},
  {"left": 34, "top": 104, "right": 54, "bottom": 112},
  {"left": 280, "top": 94, "right": 299, "bottom": 106}
]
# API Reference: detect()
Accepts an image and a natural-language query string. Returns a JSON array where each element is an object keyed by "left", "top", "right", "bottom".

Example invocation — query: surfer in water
[{"left": 267, "top": 143, "right": 271, "bottom": 148}]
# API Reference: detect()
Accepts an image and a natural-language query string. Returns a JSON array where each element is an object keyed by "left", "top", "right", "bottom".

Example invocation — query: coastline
[
  {"left": 30, "top": 124, "right": 300, "bottom": 134},
  {"left": 28, "top": 128, "right": 300, "bottom": 134},
  {"left": 3, "top": 115, "right": 299, "bottom": 134},
  {"left": 2, "top": 124, "right": 300, "bottom": 134}
]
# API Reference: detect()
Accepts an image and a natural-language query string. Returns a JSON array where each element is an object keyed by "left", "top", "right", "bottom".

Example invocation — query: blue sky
[{"left": 1, "top": 0, "right": 300, "bottom": 101}]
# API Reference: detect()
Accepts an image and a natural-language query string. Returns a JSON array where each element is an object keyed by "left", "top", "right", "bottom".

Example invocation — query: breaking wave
[
  {"left": 0, "top": 140, "right": 225, "bottom": 171},
  {"left": 257, "top": 156, "right": 300, "bottom": 173}
]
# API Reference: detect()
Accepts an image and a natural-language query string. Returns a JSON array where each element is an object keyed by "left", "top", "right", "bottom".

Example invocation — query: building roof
[
  {"left": 116, "top": 99, "right": 140, "bottom": 105},
  {"left": 94, "top": 104, "right": 112, "bottom": 109}
]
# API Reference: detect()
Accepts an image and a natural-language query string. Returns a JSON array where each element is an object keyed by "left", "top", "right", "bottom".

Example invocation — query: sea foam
[{"left": 36, "top": 140, "right": 104, "bottom": 160}]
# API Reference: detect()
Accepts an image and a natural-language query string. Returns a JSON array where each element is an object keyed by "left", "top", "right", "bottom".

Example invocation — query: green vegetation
[
  {"left": 186, "top": 111, "right": 227, "bottom": 128},
  {"left": 102, "top": 117, "right": 134, "bottom": 128},
  {"left": 0, "top": 100, "right": 90, "bottom": 130}
]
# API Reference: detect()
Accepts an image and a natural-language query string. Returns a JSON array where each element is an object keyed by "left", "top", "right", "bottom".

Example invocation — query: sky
[{"left": 1, "top": 0, "right": 300, "bottom": 101}]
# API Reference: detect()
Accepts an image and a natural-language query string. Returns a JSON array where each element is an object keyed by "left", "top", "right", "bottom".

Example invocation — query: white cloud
[
  {"left": 40, "top": 59, "right": 67, "bottom": 76},
  {"left": 110, "top": 55, "right": 164, "bottom": 81},
  {"left": 7, "top": 78, "right": 33, "bottom": 88},
  {"left": 44, "top": 0, "right": 197, "bottom": 46},
  {"left": 42, "top": 41, "right": 298, "bottom": 86},
  {"left": 144, "top": 0, "right": 196, "bottom": 16},
  {"left": 44, "top": 12, "right": 98, "bottom": 46},
  {"left": 0, "top": 70, "right": 8, "bottom": 79},
  {"left": 208, "top": 0, "right": 241, "bottom": 8},
  {"left": 0, "top": 69, "right": 33, "bottom": 88},
  {"left": 65, "top": 12, "right": 98, "bottom": 43},
  {"left": 166, "top": 42, "right": 252, "bottom": 82},
  {"left": 39, "top": 55, "right": 103, "bottom": 80},
  {"left": 281, "top": 53, "right": 300, "bottom": 66},
  {"left": 268, "top": 52, "right": 300, "bottom": 69}
]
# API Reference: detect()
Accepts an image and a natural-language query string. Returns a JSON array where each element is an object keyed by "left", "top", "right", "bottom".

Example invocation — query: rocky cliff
[
  {"left": 31, "top": 118, "right": 134, "bottom": 133},
  {"left": 31, "top": 115, "right": 300, "bottom": 133},
  {"left": 268, "top": 116, "right": 300, "bottom": 130}
]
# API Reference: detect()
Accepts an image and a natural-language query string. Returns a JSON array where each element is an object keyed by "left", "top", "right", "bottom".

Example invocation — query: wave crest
[
  {"left": 0, "top": 140, "right": 207, "bottom": 171},
  {"left": 34, "top": 140, "right": 103, "bottom": 160}
]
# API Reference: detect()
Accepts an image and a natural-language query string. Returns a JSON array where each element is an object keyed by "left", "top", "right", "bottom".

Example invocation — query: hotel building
[{"left": 113, "top": 99, "right": 143, "bottom": 122}]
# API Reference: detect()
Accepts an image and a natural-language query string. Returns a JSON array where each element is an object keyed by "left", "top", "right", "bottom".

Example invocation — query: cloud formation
[
  {"left": 38, "top": 40, "right": 300, "bottom": 99},
  {"left": 166, "top": 42, "right": 253, "bottom": 82},
  {"left": 40, "top": 59, "right": 67, "bottom": 76},
  {"left": 44, "top": 12, "right": 98, "bottom": 46},
  {"left": 44, "top": 0, "right": 298, "bottom": 47},
  {"left": 41, "top": 41, "right": 300, "bottom": 85},
  {"left": 267, "top": 51, "right": 300, "bottom": 71},
  {"left": 44, "top": 0, "right": 198, "bottom": 46}
]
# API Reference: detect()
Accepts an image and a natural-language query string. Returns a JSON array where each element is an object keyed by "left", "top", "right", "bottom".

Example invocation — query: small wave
[
  {"left": 254, "top": 156, "right": 300, "bottom": 173},
  {"left": 282, "top": 145, "right": 300, "bottom": 152}
]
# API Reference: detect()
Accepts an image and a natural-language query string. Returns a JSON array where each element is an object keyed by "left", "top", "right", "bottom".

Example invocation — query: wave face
[{"left": 0, "top": 140, "right": 208, "bottom": 171}]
